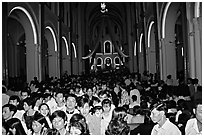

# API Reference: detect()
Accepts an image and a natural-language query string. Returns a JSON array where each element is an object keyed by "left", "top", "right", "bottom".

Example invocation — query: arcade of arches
[{"left": 2, "top": 2, "right": 202, "bottom": 87}]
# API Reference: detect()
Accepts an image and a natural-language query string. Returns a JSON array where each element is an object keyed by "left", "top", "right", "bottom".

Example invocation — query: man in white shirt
[
  {"left": 50, "top": 91, "right": 66, "bottom": 114},
  {"left": 150, "top": 102, "right": 181, "bottom": 135},
  {"left": 185, "top": 102, "right": 202, "bottom": 135},
  {"left": 65, "top": 94, "right": 79, "bottom": 125}
]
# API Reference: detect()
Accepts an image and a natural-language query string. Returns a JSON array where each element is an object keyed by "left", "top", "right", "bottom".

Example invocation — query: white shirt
[
  {"left": 13, "top": 110, "right": 25, "bottom": 120},
  {"left": 46, "top": 97, "right": 57, "bottom": 113},
  {"left": 151, "top": 119, "right": 181, "bottom": 135},
  {"left": 51, "top": 103, "right": 66, "bottom": 114},
  {"left": 185, "top": 118, "right": 202, "bottom": 135}
]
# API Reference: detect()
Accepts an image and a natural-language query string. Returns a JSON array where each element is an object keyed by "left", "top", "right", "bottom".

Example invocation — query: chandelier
[{"left": 101, "top": 2, "right": 108, "bottom": 13}]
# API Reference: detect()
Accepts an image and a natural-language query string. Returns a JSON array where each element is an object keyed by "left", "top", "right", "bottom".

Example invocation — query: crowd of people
[{"left": 2, "top": 68, "right": 202, "bottom": 135}]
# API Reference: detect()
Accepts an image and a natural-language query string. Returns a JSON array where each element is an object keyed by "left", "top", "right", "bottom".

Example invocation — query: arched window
[
  {"left": 104, "top": 40, "right": 112, "bottom": 54},
  {"left": 114, "top": 56, "right": 120, "bottom": 69},
  {"left": 96, "top": 57, "right": 103, "bottom": 70}
]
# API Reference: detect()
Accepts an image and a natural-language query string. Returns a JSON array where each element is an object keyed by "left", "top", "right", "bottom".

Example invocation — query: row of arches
[
  {"left": 131, "top": 2, "right": 201, "bottom": 84},
  {"left": 2, "top": 2, "right": 202, "bottom": 85},
  {"left": 4, "top": 4, "right": 77, "bottom": 85}
]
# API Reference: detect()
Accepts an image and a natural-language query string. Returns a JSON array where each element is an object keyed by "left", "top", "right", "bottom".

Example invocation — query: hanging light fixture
[{"left": 101, "top": 2, "right": 108, "bottom": 13}]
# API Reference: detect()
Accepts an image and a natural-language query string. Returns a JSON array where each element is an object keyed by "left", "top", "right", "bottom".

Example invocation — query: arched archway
[
  {"left": 160, "top": 3, "right": 181, "bottom": 82},
  {"left": 44, "top": 25, "right": 58, "bottom": 78},
  {"left": 62, "top": 36, "right": 70, "bottom": 75},
  {"left": 147, "top": 20, "right": 156, "bottom": 75},
  {"left": 7, "top": 6, "right": 39, "bottom": 86}
]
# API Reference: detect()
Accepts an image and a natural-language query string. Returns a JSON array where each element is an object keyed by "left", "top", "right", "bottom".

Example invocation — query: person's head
[
  {"left": 98, "top": 90, "right": 112, "bottom": 102},
  {"left": 22, "top": 97, "right": 35, "bottom": 111},
  {"left": 45, "top": 128, "right": 60, "bottom": 135},
  {"left": 65, "top": 94, "right": 77, "bottom": 110},
  {"left": 2, "top": 104, "right": 17, "bottom": 121},
  {"left": 101, "top": 82, "right": 107, "bottom": 90},
  {"left": 77, "top": 96, "right": 90, "bottom": 117},
  {"left": 132, "top": 95, "right": 137, "bottom": 102},
  {"left": 69, "top": 121, "right": 86, "bottom": 135},
  {"left": 32, "top": 113, "right": 49, "bottom": 134},
  {"left": 150, "top": 102, "right": 167, "bottom": 123},
  {"left": 133, "top": 105, "right": 141, "bottom": 115},
  {"left": 38, "top": 103, "right": 51, "bottom": 117},
  {"left": 9, "top": 95, "right": 21, "bottom": 107},
  {"left": 112, "top": 107, "right": 127, "bottom": 121},
  {"left": 92, "top": 96, "right": 100, "bottom": 106},
  {"left": 140, "top": 101, "right": 148, "bottom": 109},
  {"left": 87, "top": 87, "right": 93, "bottom": 97},
  {"left": 167, "top": 100, "right": 177, "bottom": 109},
  {"left": 102, "top": 99, "right": 111, "bottom": 113},
  {"left": 177, "top": 99, "right": 188, "bottom": 111},
  {"left": 20, "top": 90, "right": 30, "bottom": 100},
  {"left": 69, "top": 113, "right": 89, "bottom": 135},
  {"left": 167, "top": 75, "right": 172, "bottom": 79},
  {"left": 193, "top": 78, "right": 199, "bottom": 85},
  {"left": 187, "top": 78, "right": 193, "bottom": 84},
  {"left": 105, "top": 119, "right": 130, "bottom": 135},
  {"left": 194, "top": 101, "right": 202, "bottom": 123},
  {"left": 6, "top": 118, "right": 26, "bottom": 135},
  {"left": 51, "top": 110, "right": 67, "bottom": 131},
  {"left": 43, "top": 93, "right": 52, "bottom": 103},
  {"left": 33, "top": 93, "right": 44, "bottom": 107},
  {"left": 92, "top": 106, "right": 103, "bottom": 118},
  {"left": 55, "top": 91, "right": 65, "bottom": 105}
]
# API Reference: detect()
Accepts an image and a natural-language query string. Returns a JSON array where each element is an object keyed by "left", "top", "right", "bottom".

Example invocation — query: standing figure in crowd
[
  {"left": 22, "top": 97, "right": 40, "bottom": 131},
  {"left": 185, "top": 101, "right": 202, "bottom": 135},
  {"left": 50, "top": 91, "right": 66, "bottom": 114},
  {"left": 65, "top": 94, "right": 80, "bottom": 124},
  {"left": 101, "top": 98, "right": 113, "bottom": 135},
  {"left": 150, "top": 102, "right": 181, "bottom": 135}
]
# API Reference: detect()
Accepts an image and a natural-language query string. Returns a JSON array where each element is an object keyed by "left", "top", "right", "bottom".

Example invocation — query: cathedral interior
[{"left": 2, "top": 2, "right": 202, "bottom": 87}]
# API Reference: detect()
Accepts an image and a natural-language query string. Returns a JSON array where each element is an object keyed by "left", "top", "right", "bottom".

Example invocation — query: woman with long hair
[
  {"left": 30, "top": 113, "right": 50, "bottom": 135},
  {"left": 105, "top": 107, "right": 130, "bottom": 135},
  {"left": 38, "top": 103, "right": 52, "bottom": 128}
]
